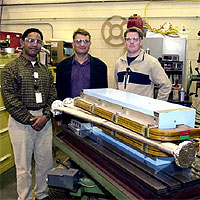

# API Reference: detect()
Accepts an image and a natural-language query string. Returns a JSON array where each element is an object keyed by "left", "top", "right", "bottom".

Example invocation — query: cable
[
  {"left": 78, "top": 181, "right": 96, "bottom": 188},
  {"left": 144, "top": 0, "right": 200, "bottom": 37}
]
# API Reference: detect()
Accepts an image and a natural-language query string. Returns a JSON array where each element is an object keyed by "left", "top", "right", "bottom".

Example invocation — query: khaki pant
[{"left": 8, "top": 110, "right": 53, "bottom": 200}]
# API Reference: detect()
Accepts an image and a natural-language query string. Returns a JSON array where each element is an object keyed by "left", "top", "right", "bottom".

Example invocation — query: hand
[{"left": 30, "top": 115, "right": 48, "bottom": 131}]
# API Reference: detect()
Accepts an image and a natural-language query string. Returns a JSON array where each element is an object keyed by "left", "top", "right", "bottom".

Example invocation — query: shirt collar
[
  {"left": 121, "top": 49, "right": 145, "bottom": 62},
  {"left": 72, "top": 55, "right": 90, "bottom": 65},
  {"left": 20, "top": 54, "right": 41, "bottom": 68}
]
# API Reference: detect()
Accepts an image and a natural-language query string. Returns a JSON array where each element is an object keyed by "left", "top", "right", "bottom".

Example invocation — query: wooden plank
[
  {"left": 100, "top": 140, "right": 182, "bottom": 191},
  {"left": 55, "top": 128, "right": 200, "bottom": 199},
  {"left": 53, "top": 130, "right": 138, "bottom": 200}
]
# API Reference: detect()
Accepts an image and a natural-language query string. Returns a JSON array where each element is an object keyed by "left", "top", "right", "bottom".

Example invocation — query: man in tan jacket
[{"left": 115, "top": 27, "right": 172, "bottom": 101}]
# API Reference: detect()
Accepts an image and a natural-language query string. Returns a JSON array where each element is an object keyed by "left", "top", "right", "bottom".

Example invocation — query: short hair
[
  {"left": 124, "top": 27, "right": 144, "bottom": 39},
  {"left": 22, "top": 28, "right": 43, "bottom": 41},
  {"left": 73, "top": 28, "right": 91, "bottom": 40}
]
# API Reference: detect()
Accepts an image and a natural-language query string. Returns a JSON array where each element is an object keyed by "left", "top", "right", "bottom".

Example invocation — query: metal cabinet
[
  {"left": 0, "top": 66, "right": 15, "bottom": 174},
  {"left": 143, "top": 36, "right": 188, "bottom": 90},
  {"left": 0, "top": 126, "right": 15, "bottom": 174}
]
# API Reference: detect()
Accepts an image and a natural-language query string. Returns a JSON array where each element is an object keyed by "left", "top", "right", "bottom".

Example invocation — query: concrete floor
[
  {"left": 0, "top": 166, "right": 17, "bottom": 199},
  {"left": 0, "top": 148, "right": 67, "bottom": 200}
]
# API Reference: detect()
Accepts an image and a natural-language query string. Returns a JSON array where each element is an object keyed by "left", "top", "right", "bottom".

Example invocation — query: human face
[
  {"left": 125, "top": 32, "right": 142, "bottom": 57},
  {"left": 72, "top": 34, "right": 91, "bottom": 56},
  {"left": 21, "top": 32, "right": 43, "bottom": 61}
]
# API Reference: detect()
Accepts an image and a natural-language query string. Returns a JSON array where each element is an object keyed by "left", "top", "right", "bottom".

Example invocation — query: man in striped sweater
[{"left": 115, "top": 27, "right": 171, "bottom": 101}]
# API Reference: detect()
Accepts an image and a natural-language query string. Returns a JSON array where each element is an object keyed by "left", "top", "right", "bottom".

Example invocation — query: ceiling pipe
[
  {"left": 1, "top": 16, "right": 199, "bottom": 22},
  {"left": 0, "top": 0, "right": 147, "bottom": 7},
  {"left": 0, "top": 0, "right": 4, "bottom": 32},
  {"left": 1, "top": 23, "right": 54, "bottom": 38}
]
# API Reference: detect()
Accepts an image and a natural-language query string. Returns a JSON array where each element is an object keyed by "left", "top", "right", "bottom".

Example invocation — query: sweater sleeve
[{"left": 151, "top": 59, "right": 172, "bottom": 101}]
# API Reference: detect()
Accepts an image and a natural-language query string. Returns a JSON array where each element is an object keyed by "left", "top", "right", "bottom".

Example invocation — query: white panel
[
  {"left": 163, "top": 37, "right": 187, "bottom": 62},
  {"left": 82, "top": 88, "right": 196, "bottom": 129}
]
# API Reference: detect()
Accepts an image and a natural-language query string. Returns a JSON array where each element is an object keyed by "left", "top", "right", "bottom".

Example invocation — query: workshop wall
[{"left": 1, "top": 0, "right": 200, "bottom": 94}]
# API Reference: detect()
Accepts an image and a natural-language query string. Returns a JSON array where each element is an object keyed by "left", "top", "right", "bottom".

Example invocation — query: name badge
[
  {"left": 35, "top": 92, "right": 42, "bottom": 103},
  {"left": 34, "top": 72, "right": 38, "bottom": 79}
]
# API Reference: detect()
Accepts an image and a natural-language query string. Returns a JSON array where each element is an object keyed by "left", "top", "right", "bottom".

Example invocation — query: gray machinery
[
  {"left": 143, "top": 36, "right": 187, "bottom": 92},
  {"left": 187, "top": 61, "right": 200, "bottom": 98},
  {"left": 143, "top": 34, "right": 200, "bottom": 102},
  {"left": 0, "top": 37, "right": 10, "bottom": 49},
  {"left": 186, "top": 31, "right": 200, "bottom": 98}
]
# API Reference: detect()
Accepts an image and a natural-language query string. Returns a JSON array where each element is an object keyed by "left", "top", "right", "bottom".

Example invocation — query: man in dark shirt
[
  {"left": 56, "top": 28, "right": 108, "bottom": 124},
  {"left": 1, "top": 28, "right": 57, "bottom": 200}
]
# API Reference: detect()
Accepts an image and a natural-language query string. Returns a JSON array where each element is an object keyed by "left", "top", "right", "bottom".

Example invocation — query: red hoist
[{"left": 127, "top": 14, "right": 144, "bottom": 32}]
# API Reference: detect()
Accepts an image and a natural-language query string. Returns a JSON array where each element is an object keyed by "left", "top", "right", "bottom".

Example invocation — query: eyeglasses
[
  {"left": 74, "top": 39, "right": 90, "bottom": 44},
  {"left": 25, "top": 38, "right": 43, "bottom": 45},
  {"left": 125, "top": 37, "right": 140, "bottom": 43}
]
